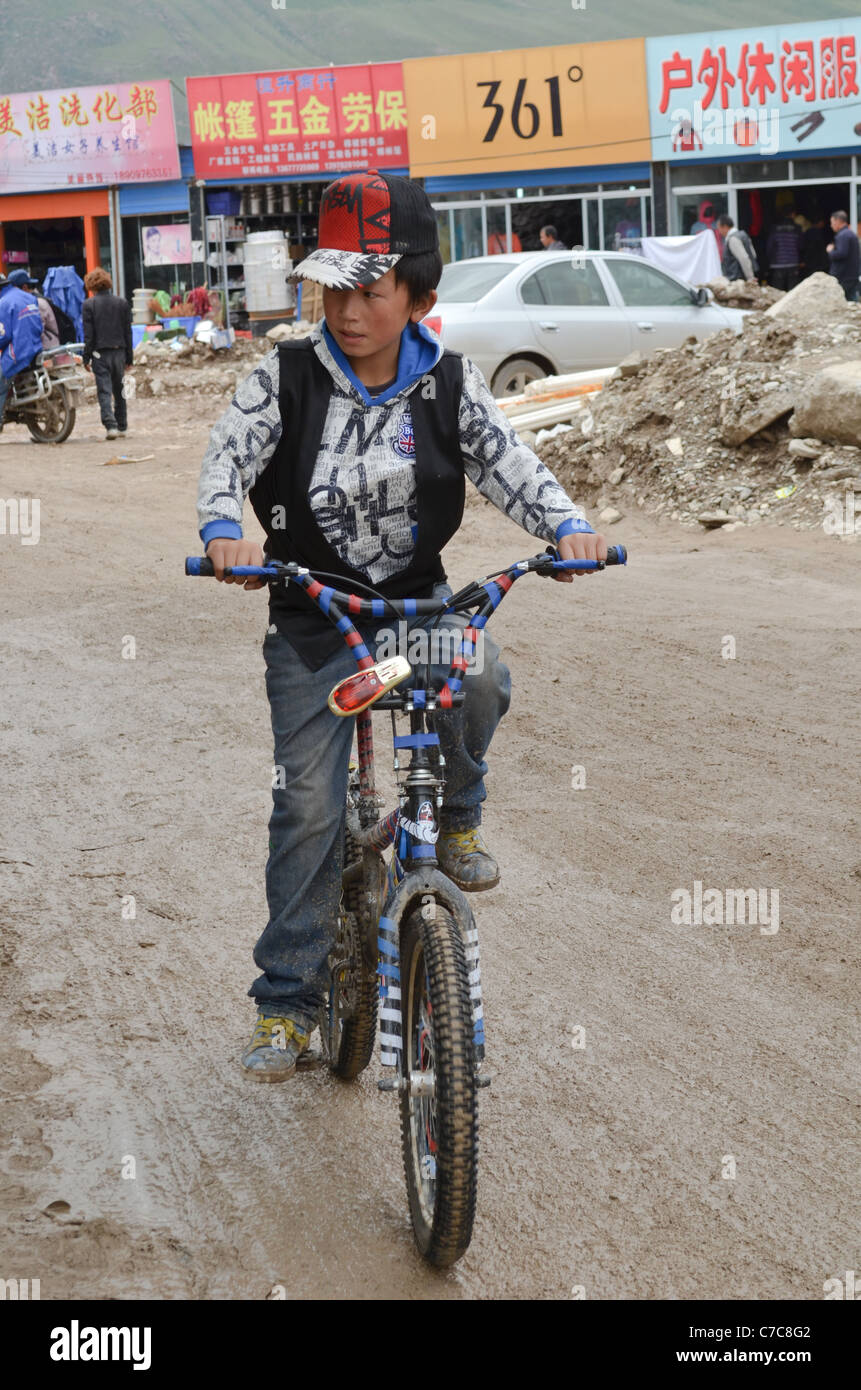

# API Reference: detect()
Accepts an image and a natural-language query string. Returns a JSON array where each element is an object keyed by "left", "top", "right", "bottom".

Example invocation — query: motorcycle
[{"left": 4, "top": 344, "right": 88, "bottom": 443}]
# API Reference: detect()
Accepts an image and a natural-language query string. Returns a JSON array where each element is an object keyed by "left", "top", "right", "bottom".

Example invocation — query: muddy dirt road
[{"left": 1, "top": 397, "right": 858, "bottom": 1300}]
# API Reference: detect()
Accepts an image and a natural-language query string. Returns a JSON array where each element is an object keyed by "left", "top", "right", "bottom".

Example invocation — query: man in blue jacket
[
  {"left": 827, "top": 211, "right": 860, "bottom": 301},
  {"left": 0, "top": 273, "right": 43, "bottom": 429}
]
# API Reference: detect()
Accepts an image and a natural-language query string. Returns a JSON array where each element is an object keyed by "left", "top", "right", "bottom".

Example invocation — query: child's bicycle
[{"left": 186, "top": 543, "right": 627, "bottom": 1265}]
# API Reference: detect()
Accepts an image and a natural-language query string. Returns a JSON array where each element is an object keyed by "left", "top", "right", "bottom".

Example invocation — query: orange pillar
[{"left": 83, "top": 214, "right": 100, "bottom": 274}]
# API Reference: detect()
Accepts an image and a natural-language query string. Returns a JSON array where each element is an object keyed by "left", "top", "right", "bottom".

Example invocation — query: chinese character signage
[
  {"left": 187, "top": 63, "right": 409, "bottom": 179},
  {"left": 0, "top": 80, "right": 179, "bottom": 192},
  {"left": 647, "top": 19, "right": 861, "bottom": 160},
  {"left": 403, "top": 40, "right": 649, "bottom": 178}
]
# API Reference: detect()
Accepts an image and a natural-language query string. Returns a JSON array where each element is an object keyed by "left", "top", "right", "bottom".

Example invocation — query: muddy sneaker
[
  {"left": 105, "top": 428, "right": 118, "bottom": 439},
  {"left": 240, "top": 1014, "right": 310, "bottom": 1083},
  {"left": 437, "top": 827, "right": 500, "bottom": 892}
]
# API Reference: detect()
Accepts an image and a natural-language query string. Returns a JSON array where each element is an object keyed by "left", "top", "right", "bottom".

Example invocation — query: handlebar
[
  {"left": 185, "top": 545, "right": 626, "bottom": 703},
  {"left": 185, "top": 546, "right": 626, "bottom": 583}
]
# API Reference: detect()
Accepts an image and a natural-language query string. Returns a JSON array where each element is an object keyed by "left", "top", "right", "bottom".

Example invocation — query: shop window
[
  {"left": 730, "top": 160, "right": 789, "bottom": 183},
  {"left": 603, "top": 196, "right": 645, "bottom": 249},
  {"left": 604, "top": 259, "right": 692, "bottom": 307},
  {"left": 520, "top": 260, "right": 608, "bottom": 307},
  {"left": 669, "top": 164, "right": 728, "bottom": 188},
  {"left": 510, "top": 199, "right": 583, "bottom": 251},
  {"left": 675, "top": 192, "right": 727, "bottom": 236},
  {"left": 793, "top": 157, "right": 852, "bottom": 180}
]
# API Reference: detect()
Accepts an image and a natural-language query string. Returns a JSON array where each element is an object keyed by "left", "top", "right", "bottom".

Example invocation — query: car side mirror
[{"left": 692, "top": 286, "right": 710, "bottom": 307}]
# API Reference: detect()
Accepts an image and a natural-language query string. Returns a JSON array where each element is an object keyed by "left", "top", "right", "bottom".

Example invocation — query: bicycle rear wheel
[
  {"left": 399, "top": 904, "right": 478, "bottom": 1266},
  {"left": 327, "top": 827, "right": 378, "bottom": 1080}
]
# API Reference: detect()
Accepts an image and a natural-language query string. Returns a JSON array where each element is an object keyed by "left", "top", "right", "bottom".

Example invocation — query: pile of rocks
[
  {"left": 537, "top": 274, "right": 861, "bottom": 534},
  {"left": 131, "top": 320, "right": 313, "bottom": 398},
  {"left": 705, "top": 276, "right": 783, "bottom": 311}
]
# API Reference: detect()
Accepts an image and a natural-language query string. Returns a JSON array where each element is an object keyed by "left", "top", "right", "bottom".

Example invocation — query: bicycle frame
[{"left": 186, "top": 545, "right": 627, "bottom": 1070}]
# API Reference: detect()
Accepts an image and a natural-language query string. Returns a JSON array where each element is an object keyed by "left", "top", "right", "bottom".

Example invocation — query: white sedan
[{"left": 425, "top": 250, "right": 746, "bottom": 396}]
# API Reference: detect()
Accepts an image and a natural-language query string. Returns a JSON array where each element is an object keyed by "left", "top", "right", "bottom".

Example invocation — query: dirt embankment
[{"left": 538, "top": 273, "right": 861, "bottom": 537}]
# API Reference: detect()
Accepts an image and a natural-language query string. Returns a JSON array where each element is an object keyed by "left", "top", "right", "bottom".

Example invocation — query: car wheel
[{"left": 490, "top": 357, "right": 550, "bottom": 398}]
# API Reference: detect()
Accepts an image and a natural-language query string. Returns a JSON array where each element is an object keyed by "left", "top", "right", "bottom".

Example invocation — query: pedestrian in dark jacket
[
  {"left": 827, "top": 211, "right": 860, "bottom": 301},
  {"left": 82, "top": 268, "right": 133, "bottom": 439},
  {"left": 794, "top": 213, "right": 830, "bottom": 277},
  {"left": 0, "top": 274, "right": 43, "bottom": 429},
  {"left": 766, "top": 214, "right": 802, "bottom": 292},
  {"left": 717, "top": 215, "right": 758, "bottom": 281}
]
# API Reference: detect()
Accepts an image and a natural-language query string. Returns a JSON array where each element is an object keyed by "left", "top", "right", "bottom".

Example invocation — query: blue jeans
[{"left": 249, "top": 582, "right": 511, "bottom": 1028}]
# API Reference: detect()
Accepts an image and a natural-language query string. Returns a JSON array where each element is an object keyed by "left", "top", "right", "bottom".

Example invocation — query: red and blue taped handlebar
[{"left": 185, "top": 546, "right": 627, "bottom": 702}]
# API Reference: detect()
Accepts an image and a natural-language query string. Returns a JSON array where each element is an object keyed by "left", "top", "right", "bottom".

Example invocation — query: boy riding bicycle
[{"left": 196, "top": 171, "right": 606, "bottom": 1080}]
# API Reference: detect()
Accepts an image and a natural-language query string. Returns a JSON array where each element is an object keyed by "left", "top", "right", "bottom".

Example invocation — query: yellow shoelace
[
  {"left": 443, "top": 828, "right": 484, "bottom": 855},
  {"left": 250, "top": 1016, "right": 309, "bottom": 1051}
]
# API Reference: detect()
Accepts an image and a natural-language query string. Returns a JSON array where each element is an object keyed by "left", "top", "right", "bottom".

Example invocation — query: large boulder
[
  {"left": 791, "top": 361, "right": 861, "bottom": 445},
  {"left": 719, "top": 368, "right": 794, "bottom": 445},
  {"left": 764, "top": 270, "right": 848, "bottom": 322}
]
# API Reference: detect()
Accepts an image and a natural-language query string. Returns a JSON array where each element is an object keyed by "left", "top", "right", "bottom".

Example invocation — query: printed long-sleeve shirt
[{"left": 197, "top": 322, "right": 588, "bottom": 585}]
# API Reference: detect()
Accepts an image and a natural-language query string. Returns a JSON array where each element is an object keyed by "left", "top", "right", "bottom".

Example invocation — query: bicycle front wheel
[{"left": 399, "top": 904, "right": 478, "bottom": 1266}]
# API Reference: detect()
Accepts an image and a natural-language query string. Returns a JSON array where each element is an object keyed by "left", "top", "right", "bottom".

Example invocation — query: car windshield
[{"left": 436, "top": 261, "right": 516, "bottom": 302}]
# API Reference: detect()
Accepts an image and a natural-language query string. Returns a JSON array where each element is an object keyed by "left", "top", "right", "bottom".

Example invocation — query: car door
[
  {"left": 519, "top": 257, "right": 634, "bottom": 371},
  {"left": 600, "top": 256, "right": 725, "bottom": 350}
]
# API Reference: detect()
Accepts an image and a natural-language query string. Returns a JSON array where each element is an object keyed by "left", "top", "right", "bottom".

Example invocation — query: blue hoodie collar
[{"left": 320, "top": 318, "right": 442, "bottom": 406}]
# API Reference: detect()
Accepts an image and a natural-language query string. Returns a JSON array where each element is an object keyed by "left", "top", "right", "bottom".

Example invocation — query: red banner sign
[{"left": 187, "top": 63, "right": 409, "bottom": 180}]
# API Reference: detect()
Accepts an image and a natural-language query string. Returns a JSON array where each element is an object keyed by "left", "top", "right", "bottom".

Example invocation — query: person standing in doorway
[
  {"left": 716, "top": 215, "right": 758, "bottom": 282},
  {"left": 826, "top": 211, "right": 860, "bottom": 301},
  {"left": 766, "top": 212, "right": 802, "bottom": 292},
  {"left": 82, "top": 268, "right": 133, "bottom": 440},
  {"left": 793, "top": 212, "right": 829, "bottom": 277},
  {"left": 539, "top": 225, "right": 566, "bottom": 250}
]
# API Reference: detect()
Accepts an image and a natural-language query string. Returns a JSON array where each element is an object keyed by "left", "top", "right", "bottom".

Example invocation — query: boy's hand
[
  {"left": 554, "top": 529, "right": 608, "bottom": 581},
  {"left": 205, "top": 537, "right": 266, "bottom": 589}
]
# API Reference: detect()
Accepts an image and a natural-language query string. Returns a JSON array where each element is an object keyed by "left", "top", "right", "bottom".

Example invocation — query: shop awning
[{"left": 425, "top": 163, "right": 651, "bottom": 194}]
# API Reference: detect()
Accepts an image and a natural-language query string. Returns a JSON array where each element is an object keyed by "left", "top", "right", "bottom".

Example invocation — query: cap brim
[{"left": 290, "top": 247, "right": 401, "bottom": 291}]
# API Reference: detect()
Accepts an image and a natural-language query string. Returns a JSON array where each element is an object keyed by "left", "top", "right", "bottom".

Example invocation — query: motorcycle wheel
[{"left": 26, "top": 387, "right": 76, "bottom": 444}]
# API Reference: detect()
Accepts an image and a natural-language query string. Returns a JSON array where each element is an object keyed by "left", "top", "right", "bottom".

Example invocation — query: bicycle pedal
[
  {"left": 296, "top": 1049, "right": 324, "bottom": 1072},
  {"left": 476, "top": 1073, "right": 492, "bottom": 1088}
]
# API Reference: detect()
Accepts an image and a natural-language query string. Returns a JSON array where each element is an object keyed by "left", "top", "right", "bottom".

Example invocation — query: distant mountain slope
[{"left": 5, "top": 0, "right": 859, "bottom": 143}]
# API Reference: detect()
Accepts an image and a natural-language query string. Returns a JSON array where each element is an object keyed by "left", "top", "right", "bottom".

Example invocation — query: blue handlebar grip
[{"left": 185, "top": 556, "right": 214, "bottom": 576}]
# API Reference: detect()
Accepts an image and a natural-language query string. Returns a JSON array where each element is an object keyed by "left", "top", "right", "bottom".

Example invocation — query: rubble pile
[
  {"left": 537, "top": 274, "right": 861, "bottom": 534},
  {"left": 131, "top": 320, "right": 312, "bottom": 398},
  {"left": 705, "top": 276, "right": 783, "bottom": 311}
]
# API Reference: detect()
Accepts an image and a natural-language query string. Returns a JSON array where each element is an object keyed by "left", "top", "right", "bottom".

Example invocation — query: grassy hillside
[{"left": 4, "top": 0, "right": 859, "bottom": 142}]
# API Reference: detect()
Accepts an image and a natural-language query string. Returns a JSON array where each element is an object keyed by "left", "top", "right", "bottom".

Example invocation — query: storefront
[
  {"left": 186, "top": 60, "right": 409, "bottom": 327},
  {"left": 0, "top": 79, "right": 180, "bottom": 287},
  {"left": 647, "top": 20, "right": 861, "bottom": 280},
  {"left": 118, "top": 145, "right": 194, "bottom": 300},
  {"left": 426, "top": 169, "right": 652, "bottom": 261},
  {"left": 0, "top": 187, "right": 111, "bottom": 282},
  {"left": 402, "top": 39, "right": 652, "bottom": 261}
]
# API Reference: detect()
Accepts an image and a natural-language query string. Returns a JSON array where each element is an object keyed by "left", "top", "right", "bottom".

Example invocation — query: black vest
[{"left": 249, "top": 338, "right": 466, "bottom": 670}]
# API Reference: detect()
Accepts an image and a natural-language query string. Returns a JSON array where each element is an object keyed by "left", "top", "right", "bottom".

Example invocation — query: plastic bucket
[{"left": 244, "top": 231, "right": 292, "bottom": 312}]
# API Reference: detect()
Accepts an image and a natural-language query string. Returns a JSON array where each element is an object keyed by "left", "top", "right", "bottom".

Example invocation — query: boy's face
[{"left": 323, "top": 269, "right": 436, "bottom": 361}]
